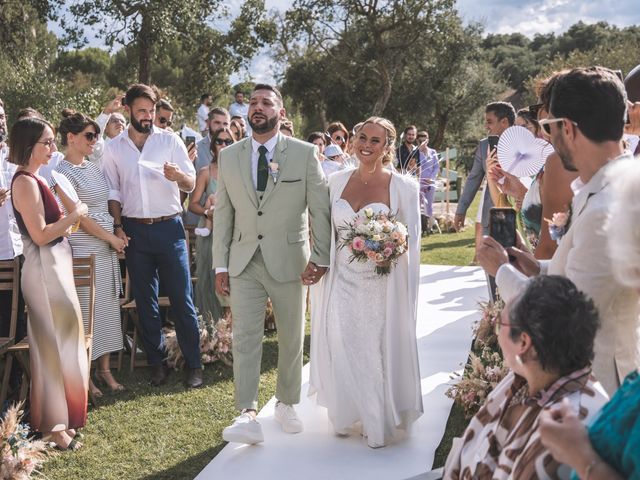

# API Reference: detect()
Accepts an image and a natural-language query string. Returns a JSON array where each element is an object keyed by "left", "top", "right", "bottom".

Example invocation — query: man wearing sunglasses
[
  {"left": 477, "top": 67, "right": 639, "bottom": 396},
  {"left": 154, "top": 99, "right": 175, "bottom": 131}
]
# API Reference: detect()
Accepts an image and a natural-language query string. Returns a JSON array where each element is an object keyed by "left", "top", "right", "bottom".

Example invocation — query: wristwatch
[{"left": 113, "top": 223, "right": 123, "bottom": 230}]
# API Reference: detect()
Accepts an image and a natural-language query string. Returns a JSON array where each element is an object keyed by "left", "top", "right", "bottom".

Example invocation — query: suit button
[
  {"left": 258, "top": 211, "right": 263, "bottom": 216},
  {"left": 258, "top": 235, "right": 263, "bottom": 240}
]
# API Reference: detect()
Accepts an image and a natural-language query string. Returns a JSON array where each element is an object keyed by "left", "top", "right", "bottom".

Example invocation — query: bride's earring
[{"left": 515, "top": 354, "right": 524, "bottom": 366}]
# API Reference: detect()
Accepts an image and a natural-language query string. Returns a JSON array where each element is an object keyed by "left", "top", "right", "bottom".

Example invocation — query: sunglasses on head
[
  {"left": 159, "top": 117, "right": 172, "bottom": 127},
  {"left": 83, "top": 132, "right": 100, "bottom": 141},
  {"left": 214, "top": 138, "right": 234, "bottom": 146},
  {"left": 528, "top": 103, "right": 543, "bottom": 118}
]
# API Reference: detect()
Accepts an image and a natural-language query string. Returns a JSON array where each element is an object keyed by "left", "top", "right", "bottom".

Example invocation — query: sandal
[
  {"left": 94, "top": 369, "right": 125, "bottom": 392},
  {"left": 42, "top": 432, "right": 83, "bottom": 451},
  {"left": 89, "top": 378, "right": 103, "bottom": 398}
]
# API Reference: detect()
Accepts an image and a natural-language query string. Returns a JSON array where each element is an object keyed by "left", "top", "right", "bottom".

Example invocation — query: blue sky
[{"left": 49, "top": 0, "right": 640, "bottom": 83}]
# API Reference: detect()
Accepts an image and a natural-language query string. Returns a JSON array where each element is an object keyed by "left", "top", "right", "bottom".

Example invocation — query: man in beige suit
[
  {"left": 477, "top": 67, "right": 640, "bottom": 395},
  {"left": 212, "top": 84, "right": 331, "bottom": 444}
]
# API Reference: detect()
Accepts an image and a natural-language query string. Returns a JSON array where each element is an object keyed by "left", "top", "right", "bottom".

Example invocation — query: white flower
[
  {"left": 355, "top": 223, "right": 370, "bottom": 235},
  {"left": 268, "top": 162, "right": 279, "bottom": 173},
  {"left": 363, "top": 207, "right": 374, "bottom": 218}
]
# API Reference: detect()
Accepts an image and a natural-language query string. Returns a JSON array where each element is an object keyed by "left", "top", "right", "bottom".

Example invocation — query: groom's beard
[{"left": 249, "top": 113, "right": 278, "bottom": 134}]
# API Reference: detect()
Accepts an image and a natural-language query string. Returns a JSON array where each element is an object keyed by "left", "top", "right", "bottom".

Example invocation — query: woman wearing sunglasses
[
  {"left": 55, "top": 110, "right": 127, "bottom": 399},
  {"left": 189, "top": 127, "right": 235, "bottom": 321},
  {"left": 444, "top": 275, "right": 608, "bottom": 479}
]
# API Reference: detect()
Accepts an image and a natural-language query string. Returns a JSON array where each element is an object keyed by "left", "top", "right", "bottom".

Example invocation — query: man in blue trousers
[{"left": 103, "top": 83, "right": 202, "bottom": 388}]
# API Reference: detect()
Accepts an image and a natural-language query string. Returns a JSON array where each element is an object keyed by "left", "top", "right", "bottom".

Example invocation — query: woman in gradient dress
[{"left": 9, "top": 117, "right": 89, "bottom": 450}]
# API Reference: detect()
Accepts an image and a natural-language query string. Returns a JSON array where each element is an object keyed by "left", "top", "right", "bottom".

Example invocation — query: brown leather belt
[{"left": 124, "top": 212, "right": 180, "bottom": 225}]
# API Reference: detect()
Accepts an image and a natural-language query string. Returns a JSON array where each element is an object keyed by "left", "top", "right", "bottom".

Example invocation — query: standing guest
[
  {"left": 55, "top": 110, "right": 126, "bottom": 397},
  {"left": 229, "top": 91, "right": 249, "bottom": 127},
  {"left": 195, "top": 107, "right": 231, "bottom": 171},
  {"left": 154, "top": 99, "right": 175, "bottom": 131},
  {"left": 327, "top": 121, "right": 349, "bottom": 152},
  {"left": 416, "top": 130, "right": 439, "bottom": 234},
  {"left": 10, "top": 117, "right": 89, "bottom": 450},
  {"left": 230, "top": 119, "right": 245, "bottom": 142},
  {"left": 539, "top": 157, "right": 640, "bottom": 480},
  {"left": 104, "top": 112, "right": 126, "bottom": 140},
  {"left": 0, "top": 101, "right": 26, "bottom": 360},
  {"left": 444, "top": 275, "right": 608, "bottom": 479},
  {"left": 396, "top": 125, "right": 418, "bottom": 173},
  {"left": 478, "top": 67, "right": 640, "bottom": 395},
  {"left": 188, "top": 128, "right": 235, "bottom": 320},
  {"left": 103, "top": 83, "right": 203, "bottom": 389},
  {"left": 454, "top": 102, "right": 515, "bottom": 234},
  {"left": 280, "top": 119, "right": 294, "bottom": 137},
  {"left": 197, "top": 93, "right": 212, "bottom": 136},
  {"left": 306, "top": 131, "right": 326, "bottom": 156},
  {"left": 213, "top": 84, "right": 331, "bottom": 444}
]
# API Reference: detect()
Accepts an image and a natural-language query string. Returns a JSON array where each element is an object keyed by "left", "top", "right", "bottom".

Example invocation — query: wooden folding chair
[
  {"left": 6, "top": 255, "right": 97, "bottom": 405},
  {"left": 0, "top": 258, "right": 20, "bottom": 407}
]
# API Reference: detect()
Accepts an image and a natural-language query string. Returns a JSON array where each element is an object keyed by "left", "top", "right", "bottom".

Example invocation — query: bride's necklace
[{"left": 357, "top": 163, "right": 378, "bottom": 185}]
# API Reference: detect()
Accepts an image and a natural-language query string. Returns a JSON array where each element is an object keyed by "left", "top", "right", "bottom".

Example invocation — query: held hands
[
  {"left": 301, "top": 262, "right": 327, "bottom": 285},
  {"left": 163, "top": 162, "right": 184, "bottom": 182},
  {"left": 114, "top": 227, "right": 129, "bottom": 247},
  {"left": 215, "top": 272, "right": 230, "bottom": 296}
]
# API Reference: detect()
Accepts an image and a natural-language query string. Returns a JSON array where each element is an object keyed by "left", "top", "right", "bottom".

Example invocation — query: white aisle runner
[{"left": 196, "top": 265, "right": 488, "bottom": 480}]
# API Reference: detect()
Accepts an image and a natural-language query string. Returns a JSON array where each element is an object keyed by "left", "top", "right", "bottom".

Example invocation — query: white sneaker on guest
[
  {"left": 222, "top": 412, "right": 264, "bottom": 444},
  {"left": 194, "top": 227, "right": 211, "bottom": 237},
  {"left": 274, "top": 401, "right": 303, "bottom": 433}
]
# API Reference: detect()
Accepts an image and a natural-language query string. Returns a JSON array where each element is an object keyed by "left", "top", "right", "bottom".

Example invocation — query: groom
[{"left": 213, "top": 84, "right": 331, "bottom": 444}]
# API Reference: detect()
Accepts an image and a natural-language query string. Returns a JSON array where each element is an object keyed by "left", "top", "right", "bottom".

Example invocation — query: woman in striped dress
[{"left": 55, "top": 110, "right": 126, "bottom": 396}]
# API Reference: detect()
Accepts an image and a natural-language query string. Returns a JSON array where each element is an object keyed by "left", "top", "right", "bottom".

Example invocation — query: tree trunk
[
  {"left": 138, "top": 11, "right": 152, "bottom": 84},
  {"left": 372, "top": 59, "right": 392, "bottom": 116},
  {"left": 432, "top": 106, "right": 449, "bottom": 150}
]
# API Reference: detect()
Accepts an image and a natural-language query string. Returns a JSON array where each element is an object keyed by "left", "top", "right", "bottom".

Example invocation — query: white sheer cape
[{"left": 309, "top": 168, "right": 424, "bottom": 432}]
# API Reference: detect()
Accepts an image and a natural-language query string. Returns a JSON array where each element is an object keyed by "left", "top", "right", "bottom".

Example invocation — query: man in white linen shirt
[
  {"left": 476, "top": 67, "right": 640, "bottom": 395},
  {"left": 103, "top": 83, "right": 203, "bottom": 389},
  {"left": 229, "top": 91, "right": 250, "bottom": 136},
  {"left": 197, "top": 93, "right": 212, "bottom": 136}
]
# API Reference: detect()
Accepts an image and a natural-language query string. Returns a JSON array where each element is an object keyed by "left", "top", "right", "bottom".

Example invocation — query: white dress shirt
[
  {"left": 0, "top": 145, "right": 22, "bottom": 259},
  {"left": 229, "top": 102, "right": 249, "bottom": 121},
  {"left": 197, "top": 104, "right": 209, "bottom": 132},
  {"left": 102, "top": 126, "right": 196, "bottom": 218}
]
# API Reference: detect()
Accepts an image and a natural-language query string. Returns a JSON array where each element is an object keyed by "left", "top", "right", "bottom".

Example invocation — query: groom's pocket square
[{"left": 280, "top": 179, "right": 302, "bottom": 183}]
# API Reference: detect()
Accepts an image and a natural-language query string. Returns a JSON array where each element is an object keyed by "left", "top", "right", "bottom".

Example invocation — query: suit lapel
[
  {"left": 239, "top": 139, "right": 259, "bottom": 208},
  {"left": 259, "top": 134, "right": 288, "bottom": 207}
]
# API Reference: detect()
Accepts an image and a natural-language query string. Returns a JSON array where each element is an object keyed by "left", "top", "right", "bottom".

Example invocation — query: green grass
[{"left": 40, "top": 194, "right": 483, "bottom": 479}]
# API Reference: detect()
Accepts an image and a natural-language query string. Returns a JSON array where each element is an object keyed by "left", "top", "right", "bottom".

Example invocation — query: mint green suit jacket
[{"left": 212, "top": 133, "right": 331, "bottom": 282}]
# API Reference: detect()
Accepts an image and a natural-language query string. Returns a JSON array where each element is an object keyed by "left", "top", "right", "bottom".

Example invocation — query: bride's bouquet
[{"left": 338, "top": 207, "right": 408, "bottom": 276}]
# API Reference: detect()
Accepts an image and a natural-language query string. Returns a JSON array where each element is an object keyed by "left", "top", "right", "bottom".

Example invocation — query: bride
[{"left": 309, "top": 116, "right": 423, "bottom": 448}]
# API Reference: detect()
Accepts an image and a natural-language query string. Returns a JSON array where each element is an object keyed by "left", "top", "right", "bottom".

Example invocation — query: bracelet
[
  {"left": 113, "top": 224, "right": 123, "bottom": 230},
  {"left": 584, "top": 459, "right": 600, "bottom": 480}
]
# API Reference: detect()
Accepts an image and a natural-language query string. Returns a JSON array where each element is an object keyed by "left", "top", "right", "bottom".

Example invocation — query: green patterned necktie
[{"left": 257, "top": 145, "right": 268, "bottom": 192}]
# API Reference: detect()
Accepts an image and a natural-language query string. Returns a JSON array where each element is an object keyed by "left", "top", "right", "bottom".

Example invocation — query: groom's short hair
[{"left": 253, "top": 84, "right": 283, "bottom": 104}]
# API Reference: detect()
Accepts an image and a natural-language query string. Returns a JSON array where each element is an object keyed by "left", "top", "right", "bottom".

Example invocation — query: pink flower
[
  {"left": 374, "top": 253, "right": 385, "bottom": 262},
  {"left": 384, "top": 242, "right": 395, "bottom": 250},
  {"left": 383, "top": 247, "right": 393, "bottom": 258},
  {"left": 366, "top": 250, "right": 377, "bottom": 260},
  {"left": 391, "top": 231, "right": 401, "bottom": 241},
  {"left": 352, "top": 236, "right": 366, "bottom": 251}
]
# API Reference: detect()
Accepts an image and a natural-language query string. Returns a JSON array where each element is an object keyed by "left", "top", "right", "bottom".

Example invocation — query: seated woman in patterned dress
[
  {"left": 444, "top": 275, "right": 608, "bottom": 479},
  {"left": 538, "top": 157, "right": 640, "bottom": 480}
]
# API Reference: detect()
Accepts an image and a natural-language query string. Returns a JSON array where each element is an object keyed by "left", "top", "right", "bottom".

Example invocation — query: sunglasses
[
  {"left": 83, "top": 132, "right": 100, "bottom": 141},
  {"left": 159, "top": 117, "right": 172, "bottom": 127},
  {"left": 494, "top": 319, "right": 511, "bottom": 335},
  {"left": 214, "top": 138, "right": 234, "bottom": 146},
  {"left": 36, "top": 139, "right": 56, "bottom": 148},
  {"left": 332, "top": 135, "right": 345, "bottom": 143},
  {"left": 528, "top": 103, "right": 543, "bottom": 118},
  {"left": 539, "top": 117, "right": 578, "bottom": 136}
]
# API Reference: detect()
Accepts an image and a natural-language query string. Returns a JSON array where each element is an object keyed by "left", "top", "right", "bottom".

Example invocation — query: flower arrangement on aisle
[
  {"left": 338, "top": 208, "right": 408, "bottom": 275},
  {"left": 165, "top": 313, "right": 233, "bottom": 369},
  {"left": 0, "top": 403, "right": 51, "bottom": 479},
  {"left": 446, "top": 298, "right": 508, "bottom": 418}
]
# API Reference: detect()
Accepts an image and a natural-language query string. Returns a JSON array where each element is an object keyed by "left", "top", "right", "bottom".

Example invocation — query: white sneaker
[
  {"left": 274, "top": 401, "right": 303, "bottom": 433},
  {"left": 194, "top": 227, "right": 211, "bottom": 237},
  {"left": 222, "top": 412, "right": 264, "bottom": 444}
]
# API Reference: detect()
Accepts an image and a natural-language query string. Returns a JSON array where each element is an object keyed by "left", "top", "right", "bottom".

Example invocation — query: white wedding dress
[{"left": 309, "top": 169, "right": 424, "bottom": 447}]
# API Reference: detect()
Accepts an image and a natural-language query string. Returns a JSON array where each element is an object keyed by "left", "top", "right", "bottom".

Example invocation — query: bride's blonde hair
[{"left": 360, "top": 116, "right": 397, "bottom": 166}]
